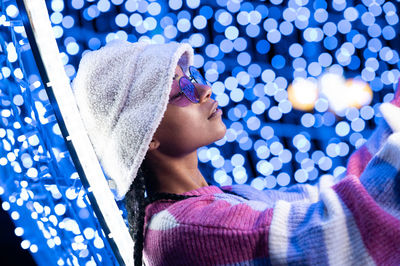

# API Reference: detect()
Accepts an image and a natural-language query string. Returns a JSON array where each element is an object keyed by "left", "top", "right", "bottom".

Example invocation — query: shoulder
[
  {"left": 143, "top": 192, "right": 273, "bottom": 265},
  {"left": 145, "top": 191, "right": 273, "bottom": 232}
]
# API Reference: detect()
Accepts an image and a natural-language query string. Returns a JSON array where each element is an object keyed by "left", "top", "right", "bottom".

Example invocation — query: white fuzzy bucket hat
[{"left": 72, "top": 39, "right": 194, "bottom": 199}]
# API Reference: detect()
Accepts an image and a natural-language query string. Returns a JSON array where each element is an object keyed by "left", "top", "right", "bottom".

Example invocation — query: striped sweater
[{"left": 142, "top": 86, "right": 400, "bottom": 265}]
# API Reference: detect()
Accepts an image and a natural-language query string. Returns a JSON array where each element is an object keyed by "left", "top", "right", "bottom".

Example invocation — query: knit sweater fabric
[{"left": 142, "top": 88, "right": 400, "bottom": 265}]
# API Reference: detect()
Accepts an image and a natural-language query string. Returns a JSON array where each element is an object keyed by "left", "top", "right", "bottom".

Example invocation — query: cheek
[
  {"left": 156, "top": 107, "right": 189, "bottom": 137},
  {"left": 156, "top": 108, "right": 205, "bottom": 147},
  {"left": 162, "top": 108, "right": 201, "bottom": 135},
  {"left": 172, "top": 97, "right": 192, "bottom": 107}
]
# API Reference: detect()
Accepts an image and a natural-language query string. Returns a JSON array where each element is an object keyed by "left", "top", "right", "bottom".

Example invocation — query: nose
[{"left": 195, "top": 83, "right": 212, "bottom": 103}]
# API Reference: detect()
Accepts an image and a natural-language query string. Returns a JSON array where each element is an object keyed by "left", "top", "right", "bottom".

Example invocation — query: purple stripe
[
  {"left": 391, "top": 79, "right": 400, "bottom": 107},
  {"left": 333, "top": 175, "right": 400, "bottom": 265},
  {"left": 145, "top": 195, "right": 273, "bottom": 265},
  {"left": 346, "top": 145, "right": 372, "bottom": 178}
]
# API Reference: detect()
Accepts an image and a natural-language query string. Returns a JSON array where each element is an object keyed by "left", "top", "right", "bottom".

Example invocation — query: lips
[{"left": 208, "top": 101, "right": 219, "bottom": 119}]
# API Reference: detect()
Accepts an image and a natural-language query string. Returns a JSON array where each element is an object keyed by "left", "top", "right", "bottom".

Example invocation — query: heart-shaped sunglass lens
[
  {"left": 179, "top": 77, "right": 199, "bottom": 103},
  {"left": 189, "top": 66, "right": 208, "bottom": 86}
]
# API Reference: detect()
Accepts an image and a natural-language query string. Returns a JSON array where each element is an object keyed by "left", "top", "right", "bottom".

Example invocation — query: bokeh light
[{"left": 287, "top": 78, "right": 319, "bottom": 111}]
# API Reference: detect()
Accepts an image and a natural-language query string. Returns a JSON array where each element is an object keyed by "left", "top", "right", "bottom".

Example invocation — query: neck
[{"left": 144, "top": 150, "right": 209, "bottom": 195}]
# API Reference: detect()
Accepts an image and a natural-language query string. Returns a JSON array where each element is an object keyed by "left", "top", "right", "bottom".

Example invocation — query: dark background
[{"left": 0, "top": 199, "right": 35, "bottom": 266}]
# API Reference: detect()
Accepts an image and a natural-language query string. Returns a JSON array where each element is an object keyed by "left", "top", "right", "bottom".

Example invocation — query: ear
[{"left": 148, "top": 138, "right": 160, "bottom": 151}]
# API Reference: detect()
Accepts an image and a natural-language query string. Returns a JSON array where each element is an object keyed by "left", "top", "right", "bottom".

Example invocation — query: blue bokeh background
[{"left": 48, "top": 0, "right": 399, "bottom": 189}]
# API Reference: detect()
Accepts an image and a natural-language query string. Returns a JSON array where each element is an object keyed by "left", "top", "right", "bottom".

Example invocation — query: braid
[
  {"left": 125, "top": 164, "right": 199, "bottom": 266},
  {"left": 219, "top": 189, "right": 249, "bottom": 200},
  {"left": 125, "top": 167, "right": 146, "bottom": 266}
]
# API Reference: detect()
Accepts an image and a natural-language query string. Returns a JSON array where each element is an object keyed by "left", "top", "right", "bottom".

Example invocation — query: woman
[{"left": 73, "top": 39, "right": 400, "bottom": 265}]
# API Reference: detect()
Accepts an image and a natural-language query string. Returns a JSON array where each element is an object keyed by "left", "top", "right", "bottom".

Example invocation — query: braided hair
[
  {"left": 124, "top": 163, "right": 198, "bottom": 266},
  {"left": 124, "top": 162, "right": 247, "bottom": 266}
]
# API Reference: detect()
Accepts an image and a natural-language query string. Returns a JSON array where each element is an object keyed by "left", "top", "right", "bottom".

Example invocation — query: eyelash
[{"left": 171, "top": 91, "right": 184, "bottom": 100}]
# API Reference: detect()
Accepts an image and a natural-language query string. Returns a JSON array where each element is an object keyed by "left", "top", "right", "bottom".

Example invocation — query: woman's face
[{"left": 152, "top": 65, "right": 226, "bottom": 156}]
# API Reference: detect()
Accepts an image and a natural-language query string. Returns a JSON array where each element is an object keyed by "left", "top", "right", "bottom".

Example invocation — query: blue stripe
[
  {"left": 287, "top": 201, "right": 329, "bottom": 265},
  {"left": 360, "top": 156, "right": 400, "bottom": 218},
  {"left": 365, "top": 120, "right": 392, "bottom": 154}
]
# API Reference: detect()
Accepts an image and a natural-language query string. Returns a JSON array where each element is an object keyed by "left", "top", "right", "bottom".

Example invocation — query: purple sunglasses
[{"left": 175, "top": 66, "right": 210, "bottom": 103}]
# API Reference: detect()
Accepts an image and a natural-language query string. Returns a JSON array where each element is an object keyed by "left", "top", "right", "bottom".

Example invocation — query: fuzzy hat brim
[{"left": 73, "top": 40, "right": 194, "bottom": 199}]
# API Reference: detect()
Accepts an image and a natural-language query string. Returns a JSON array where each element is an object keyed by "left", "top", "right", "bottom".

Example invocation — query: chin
[
  {"left": 214, "top": 122, "right": 227, "bottom": 141},
  {"left": 199, "top": 128, "right": 226, "bottom": 148}
]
